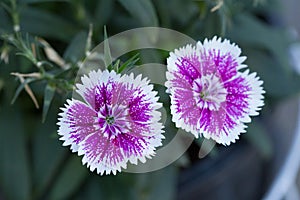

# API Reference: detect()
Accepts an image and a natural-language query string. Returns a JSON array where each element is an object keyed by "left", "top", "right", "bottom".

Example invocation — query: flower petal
[{"left": 57, "top": 99, "right": 97, "bottom": 152}]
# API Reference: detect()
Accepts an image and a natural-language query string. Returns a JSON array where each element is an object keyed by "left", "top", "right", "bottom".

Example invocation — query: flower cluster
[{"left": 57, "top": 37, "right": 265, "bottom": 175}]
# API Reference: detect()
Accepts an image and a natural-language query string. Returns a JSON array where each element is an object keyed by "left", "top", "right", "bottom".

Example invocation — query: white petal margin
[
  {"left": 76, "top": 69, "right": 121, "bottom": 107},
  {"left": 166, "top": 44, "right": 198, "bottom": 73},
  {"left": 57, "top": 99, "right": 97, "bottom": 152},
  {"left": 241, "top": 69, "right": 265, "bottom": 116},
  {"left": 197, "top": 36, "right": 247, "bottom": 70},
  {"left": 201, "top": 122, "right": 247, "bottom": 146},
  {"left": 77, "top": 132, "right": 128, "bottom": 176},
  {"left": 120, "top": 73, "right": 165, "bottom": 164}
]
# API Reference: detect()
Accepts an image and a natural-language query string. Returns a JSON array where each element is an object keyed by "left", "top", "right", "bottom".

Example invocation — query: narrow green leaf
[
  {"left": 11, "top": 78, "right": 36, "bottom": 105},
  {"left": 118, "top": 0, "right": 158, "bottom": 26},
  {"left": 118, "top": 53, "right": 140, "bottom": 73},
  {"left": 113, "top": 59, "right": 120, "bottom": 72},
  {"left": 42, "top": 84, "right": 56, "bottom": 122},
  {"left": 54, "top": 66, "right": 78, "bottom": 78},
  {"left": 103, "top": 26, "right": 112, "bottom": 70},
  {"left": 195, "top": 138, "right": 218, "bottom": 158},
  {"left": 63, "top": 31, "right": 88, "bottom": 63}
]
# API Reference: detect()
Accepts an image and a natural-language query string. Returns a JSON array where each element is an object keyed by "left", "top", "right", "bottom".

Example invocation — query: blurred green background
[{"left": 1, "top": 0, "right": 300, "bottom": 200}]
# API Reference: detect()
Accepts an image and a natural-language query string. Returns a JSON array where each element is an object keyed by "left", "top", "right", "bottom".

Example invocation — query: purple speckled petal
[
  {"left": 58, "top": 100, "right": 97, "bottom": 151},
  {"left": 199, "top": 49, "right": 238, "bottom": 81},
  {"left": 80, "top": 131, "right": 126, "bottom": 175},
  {"left": 115, "top": 134, "right": 148, "bottom": 158},
  {"left": 176, "top": 56, "right": 201, "bottom": 85},
  {"left": 224, "top": 76, "right": 250, "bottom": 121}
]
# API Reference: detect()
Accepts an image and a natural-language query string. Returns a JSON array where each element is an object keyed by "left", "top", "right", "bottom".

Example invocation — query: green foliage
[
  {"left": 118, "top": 0, "right": 158, "bottom": 27},
  {"left": 42, "top": 83, "right": 56, "bottom": 122},
  {"left": 0, "top": 105, "right": 31, "bottom": 200}
]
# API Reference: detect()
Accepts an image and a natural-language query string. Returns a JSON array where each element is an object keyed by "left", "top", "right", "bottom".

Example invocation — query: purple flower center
[
  {"left": 96, "top": 104, "right": 130, "bottom": 139},
  {"left": 192, "top": 74, "right": 227, "bottom": 111}
]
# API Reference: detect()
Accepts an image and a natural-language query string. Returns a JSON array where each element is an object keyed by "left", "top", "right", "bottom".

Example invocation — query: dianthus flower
[
  {"left": 166, "top": 37, "right": 265, "bottom": 145},
  {"left": 58, "top": 70, "right": 164, "bottom": 175}
]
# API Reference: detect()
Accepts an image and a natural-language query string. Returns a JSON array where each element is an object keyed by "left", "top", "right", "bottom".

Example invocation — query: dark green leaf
[
  {"left": 117, "top": 0, "right": 158, "bottom": 26},
  {"left": 246, "top": 119, "right": 273, "bottom": 159},
  {"left": 93, "top": 0, "right": 114, "bottom": 27},
  {"left": 118, "top": 53, "right": 140, "bottom": 73},
  {"left": 229, "top": 14, "right": 292, "bottom": 71},
  {"left": 42, "top": 83, "right": 56, "bottom": 122},
  {"left": 20, "top": 7, "right": 79, "bottom": 42},
  {"left": 32, "top": 110, "right": 68, "bottom": 199},
  {"left": 48, "top": 156, "right": 88, "bottom": 200},
  {"left": 0, "top": 105, "right": 31, "bottom": 200},
  {"left": 20, "top": 0, "right": 69, "bottom": 3},
  {"left": 73, "top": 176, "right": 106, "bottom": 200},
  {"left": 63, "top": 31, "right": 88, "bottom": 63},
  {"left": 0, "top": 7, "right": 12, "bottom": 33},
  {"left": 135, "top": 166, "right": 178, "bottom": 200},
  {"left": 244, "top": 48, "right": 300, "bottom": 97}
]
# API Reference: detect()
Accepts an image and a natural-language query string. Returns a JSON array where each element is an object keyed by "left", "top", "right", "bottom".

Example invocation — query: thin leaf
[
  {"left": 11, "top": 77, "right": 35, "bottom": 105},
  {"left": 54, "top": 66, "right": 78, "bottom": 78},
  {"left": 118, "top": 53, "right": 140, "bottom": 73},
  {"left": 42, "top": 84, "right": 56, "bottom": 122},
  {"left": 63, "top": 31, "right": 88, "bottom": 63},
  {"left": 195, "top": 138, "right": 218, "bottom": 158},
  {"left": 118, "top": 0, "right": 158, "bottom": 26},
  {"left": 85, "top": 24, "right": 93, "bottom": 56},
  {"left": 103, "top": 26, "right": 112, "bottom": 69},
  {"left": 113, "top": 59, "right": 120, "bottom": 72}
]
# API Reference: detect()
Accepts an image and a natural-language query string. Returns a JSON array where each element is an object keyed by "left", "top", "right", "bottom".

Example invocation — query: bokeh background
[{"left": 1, "top": 0, "right": 300, "bottom": 200}]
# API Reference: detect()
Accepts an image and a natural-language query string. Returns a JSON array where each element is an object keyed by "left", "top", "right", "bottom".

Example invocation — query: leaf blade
[
  {"left": 117, "top": 0, "right": 158, "bottom": 26},
  {"left": 42, "top": 83, "right": 56, "bottom": 122}
]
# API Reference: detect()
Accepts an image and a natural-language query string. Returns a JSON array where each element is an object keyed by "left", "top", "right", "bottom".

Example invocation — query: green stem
[{"left": 10, "top": 0, "right": 20, "bottom": 32}]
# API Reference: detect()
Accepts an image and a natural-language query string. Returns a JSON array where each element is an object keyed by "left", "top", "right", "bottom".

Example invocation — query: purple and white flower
[
  {"left": 166, "top": 37, "right": 265, "bottom": 145},
  {"left": 57, "top": 70, "right": 164, "bottom": 175}
]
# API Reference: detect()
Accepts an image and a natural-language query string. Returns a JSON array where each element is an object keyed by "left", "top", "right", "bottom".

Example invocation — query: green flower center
[{"left": 105, "top": 116, "right": 115, "bottom": 125}]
